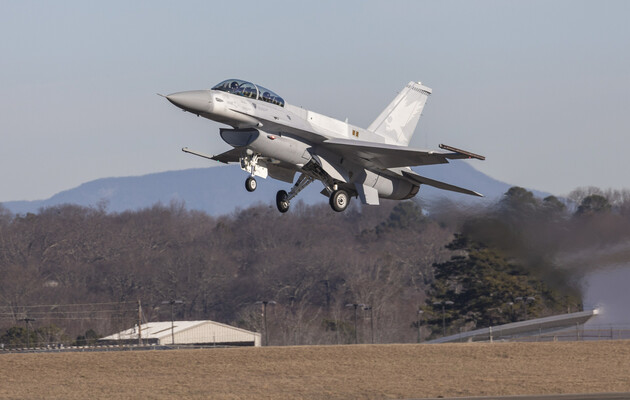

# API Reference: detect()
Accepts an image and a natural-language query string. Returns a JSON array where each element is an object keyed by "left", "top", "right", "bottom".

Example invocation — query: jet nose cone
[{"left": 165, "top": 90, "right": 212, "bottom": 114}]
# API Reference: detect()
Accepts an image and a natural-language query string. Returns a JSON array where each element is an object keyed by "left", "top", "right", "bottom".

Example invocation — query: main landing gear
[
  {"left": 329, "top": 189, "right": 349, "bottom": 212},
  {"left": 276, "top": 190, "right": 290, "bottom": 213},
  {"left": 275, "top": 173, "right": 314, "bottom": 213},
  {"left": 273, "top": 174, "right": 350, "bottom": 213}
]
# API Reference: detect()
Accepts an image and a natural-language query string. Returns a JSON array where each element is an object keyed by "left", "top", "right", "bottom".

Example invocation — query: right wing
[
  {"left": 182, "top": 146, "right": 297, "bottom": 183},
  {"left": 210, "top": 148, "right": 241, "bottom": 163}
]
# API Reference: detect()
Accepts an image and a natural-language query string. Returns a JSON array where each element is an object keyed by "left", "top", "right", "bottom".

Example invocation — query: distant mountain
[{"left": 2, "top": 163, "right": 546, "bottom": 216}]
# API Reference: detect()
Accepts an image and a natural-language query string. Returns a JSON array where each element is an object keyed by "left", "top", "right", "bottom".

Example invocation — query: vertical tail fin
[{"left": 368, "top": 81, "right": 432, "bottom": 146}]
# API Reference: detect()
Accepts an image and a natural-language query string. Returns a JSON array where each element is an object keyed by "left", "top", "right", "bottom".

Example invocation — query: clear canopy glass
[{"left": 212, "top": 79, "right": 285, "bottom": 107}]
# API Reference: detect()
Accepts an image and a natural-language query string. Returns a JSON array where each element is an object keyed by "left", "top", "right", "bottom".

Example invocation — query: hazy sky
[{"left": 1, "top": 0, "right": 629, "bottom": 202}]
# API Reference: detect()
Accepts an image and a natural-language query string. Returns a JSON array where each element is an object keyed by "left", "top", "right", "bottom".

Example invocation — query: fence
[
  {"left": 0, "top": 301, "right": 140, "bottom": 350},
  {"left": 506, "top": 325, "right": 630, "bottom": 342}
]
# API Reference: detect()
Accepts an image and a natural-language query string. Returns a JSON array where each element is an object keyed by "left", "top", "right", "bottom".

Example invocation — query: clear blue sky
[{"left": 2, "top": 0, "right": 629, "bottom": 202}]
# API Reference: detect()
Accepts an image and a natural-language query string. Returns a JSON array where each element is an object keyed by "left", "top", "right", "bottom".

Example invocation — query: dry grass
[{"left": 1, "top": 341, "right": 630, "bottom": 399}]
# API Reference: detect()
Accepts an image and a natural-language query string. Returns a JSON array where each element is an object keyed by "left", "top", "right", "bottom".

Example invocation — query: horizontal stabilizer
[
  {"left": 439, "top": 144, "right": 486, "bottom": 161},
  {"left": 402, "top": 170, "right": 483, "bottom": 197}
]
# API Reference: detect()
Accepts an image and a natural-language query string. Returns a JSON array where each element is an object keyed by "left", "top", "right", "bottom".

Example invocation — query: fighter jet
[{"left": 163, "top": 79, "right": 485, "bottom": 213}]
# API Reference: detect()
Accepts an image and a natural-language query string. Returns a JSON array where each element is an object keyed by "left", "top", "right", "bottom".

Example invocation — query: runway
[{"left": 420, "top": 393, "right": 630, "bottom": 400}]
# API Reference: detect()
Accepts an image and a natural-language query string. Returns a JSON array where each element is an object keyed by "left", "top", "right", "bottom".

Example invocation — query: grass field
[{"left": 1, "top": 341, "right": 630, "bottom": 399}]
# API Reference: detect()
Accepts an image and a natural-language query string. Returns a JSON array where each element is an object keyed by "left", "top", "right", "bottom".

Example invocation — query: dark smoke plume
[{"left": 426, "top": 187, "right": 630, "bottom": 295}]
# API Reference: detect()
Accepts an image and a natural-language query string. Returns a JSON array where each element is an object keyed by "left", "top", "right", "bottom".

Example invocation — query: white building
[{"left": 100, "top": 320, "right": 261, "bottom": 347}]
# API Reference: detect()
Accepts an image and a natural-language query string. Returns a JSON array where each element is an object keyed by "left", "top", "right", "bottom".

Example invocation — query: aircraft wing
[
  {"left": 400, "top": 169, "right": 484, "bottom": 197},
  {"left": 321, "top": 139, "right": 454, "bottom": 169},
  {"left": 182, "top": 147, "right": 241, "bottom": 164},
  {"left": 211, "top": 148, "right": 241, "bottom": 163}
]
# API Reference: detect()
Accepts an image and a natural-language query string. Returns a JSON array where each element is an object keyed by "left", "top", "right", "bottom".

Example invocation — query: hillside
[{"left": 2, "top": 162, "right": 539, "bottom": 216}]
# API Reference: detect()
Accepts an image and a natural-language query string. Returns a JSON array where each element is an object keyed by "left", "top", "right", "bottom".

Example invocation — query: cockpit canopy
[{"left": 212, "top": 79, "right": 285, "bottom": 107}]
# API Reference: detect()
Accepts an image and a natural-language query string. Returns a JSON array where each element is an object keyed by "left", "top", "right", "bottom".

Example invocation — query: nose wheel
[
  {"left": 245, "top": 177, "right": 257, "bottom": 192},
  {"left": 329, "top": 189, "right": 349, "bottom": 212}
]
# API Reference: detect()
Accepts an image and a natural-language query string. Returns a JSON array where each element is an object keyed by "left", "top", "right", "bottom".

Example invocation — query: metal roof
[
  {"left": 100, "top": 320, "right": 261, "bottom": 346},
  {"left": 426, "top": 309, "right": 600, "bottom": 343}
]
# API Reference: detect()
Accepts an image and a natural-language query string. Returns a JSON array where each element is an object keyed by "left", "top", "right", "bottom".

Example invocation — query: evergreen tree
[
  {"left": 0, "top": 326, "right": 37, "bottom": 348},
  {"left": 576, "top": 194, "right": 611, "bottom": 216},
  {"left": 426, "top": 234, "right": 581, "bottom": 338}
]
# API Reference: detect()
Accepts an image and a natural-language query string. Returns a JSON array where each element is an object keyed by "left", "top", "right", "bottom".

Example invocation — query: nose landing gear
[{"left": 245, "top": 176, "right": 257, "bottom": 192}]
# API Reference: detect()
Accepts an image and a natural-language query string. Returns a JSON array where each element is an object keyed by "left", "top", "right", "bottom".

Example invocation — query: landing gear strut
[
  {"left": 240, "top": 153, "right": 267, "bottom": 192},
  {"left": 245, "top": 176, "right": 257, "bottom": 192},
  {"left": 329, "top": 189, "right": 349, "bottom": 212},
  {"left": 275, "top": 173, "right": 314, "bottom": 213}
]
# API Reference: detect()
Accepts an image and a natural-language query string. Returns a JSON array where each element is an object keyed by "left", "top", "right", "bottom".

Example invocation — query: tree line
[{"left": 1, "top": 185, "right": 629, "bottom": 347}]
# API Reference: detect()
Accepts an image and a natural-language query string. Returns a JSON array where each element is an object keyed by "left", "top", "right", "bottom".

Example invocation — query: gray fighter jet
[{"left": 163, "top": 79, "right": 484, "bottom": 213}]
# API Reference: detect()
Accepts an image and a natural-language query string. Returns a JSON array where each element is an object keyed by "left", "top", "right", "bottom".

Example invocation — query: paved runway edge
[{"left": 415, "top": 392, "right": 630, "bottom": 400}]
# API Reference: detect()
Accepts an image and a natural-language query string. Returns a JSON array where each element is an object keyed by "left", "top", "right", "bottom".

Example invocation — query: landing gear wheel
[
  {"left": 245, "top": 176, "right": 257, "bottom": 192},
  {"left": 329, "top": 190, "right": 349, "bottom": 212},
  {"left": 276, "top": 190, "right": 290, "bottom": 213}
]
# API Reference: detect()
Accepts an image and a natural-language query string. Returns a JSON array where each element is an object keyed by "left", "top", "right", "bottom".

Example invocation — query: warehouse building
[{"left": 100, "top": 320, "right": 261, "bottom": 347}]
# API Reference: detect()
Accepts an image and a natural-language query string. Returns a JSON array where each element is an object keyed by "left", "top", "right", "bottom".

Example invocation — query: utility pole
[
  {"left": 364, "top": 306, "right": 374, "bottom": 344},
  {"left": 161, "top": 299, "right": 184, "bottom": 345},
  {"left": 138, "top": 299, "right": 142, "bottom": 346},
  {"left": 19, "top": 317, "right": 36, "bottom": 348},
  {"left": 255, "top": 300, "right": 276, "bottom": 346},
  {"left": 433, "top": 300, "right": 454, "bottom": 337},
  {"left": 417, "top": 309, "right": 424, "bottom": 343},
  {"left": 346, "top": 303, "right": 365, "bottom": 344}
]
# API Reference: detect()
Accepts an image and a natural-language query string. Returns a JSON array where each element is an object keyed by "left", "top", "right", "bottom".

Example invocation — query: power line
[
  {"left": 3, "top": 317, "right": 126, "bottom": 321},
  {"left": 0, "top": 301, "right": 141, "bottom": 325},
  {"left": 0, "top": 310, "right": 136, "bottom": 317},
  {"left": 0, "top": 301, "right": 138, "bottom": 310}
]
